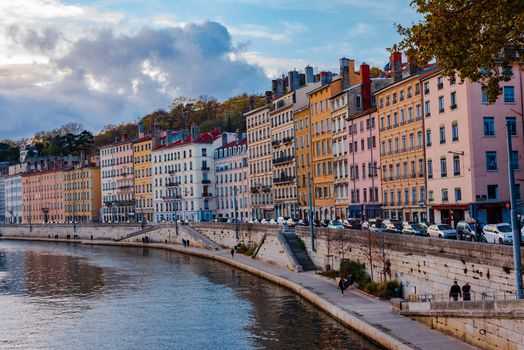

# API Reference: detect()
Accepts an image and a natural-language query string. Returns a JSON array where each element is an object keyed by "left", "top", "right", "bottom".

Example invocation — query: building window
[
  {"left": 507, "top": 117, "right": 517, "bottom": 135},
  {"left": 442, "top": 188, "right": 448, "bottom": 202},
  {"left": 504, "top": 86, "right": 515, "bottom": 103},
  {"left": 486, "top": 151, "right": 498, "bottom": 171},
  {"left": 438, "top": 96, "right": 444, "bottom": 113},
  {"left": 425, "top": 101, "right": 430, "bottom": 116},
  {"left": 455, "top": 188, "right": 462, "bottom": 201},
  {"left": 483, "top": 117, "right": 495, "bottom": 136},
  {"left": 487, "top": 185, "right": 498, "bottom": 200},
  {"left": 481, "top": 87, "right": 489, "bottom": 104},
  {"left": 424, "top": 82, "right": 430, "bottom": 94},
  {"left": 450, "top": 92, "right": 457, "bottom": 109},
  {"left": 453, "top": 155, "right": 460, "bottom": 176},
  {"left": 440, "top": 157, "right": 447, "bottom": 177},
  {"left": 439, "top": 126, "right": 446, "bottom": 144},
  {"left": 426, "top": 130, "right": 432, "bottom": 147},
  {"left": 512, "top": 151, "right": 519, "bottom": 170},
  {"left": 428, "top": 190, "right": 434, "bottom": 203},
  {"left": 516, "top": 184, "right": 521, "bottom": 200},
  {"left": 427, "top": 159, "right": 433, "bottom": 179},
  {"left": 452, "top": 122, "right": 459, "bottom": 141}
]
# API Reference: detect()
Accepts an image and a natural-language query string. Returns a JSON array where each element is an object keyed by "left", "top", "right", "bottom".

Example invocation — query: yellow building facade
[
  {"left": 376, "top": 67, "right": 434, "bottom": 223},
  {"left": 63, "top": 164, "right": 101, "bottom": 223},
  {"left": 294, "top": 106, "right": 312, "bottom": 221},
  {"left": 133, "top": 136, "right": 153, "bottom": 222},
  {"left": 309, "top": 76, "right": 342, "bottom": 223}
]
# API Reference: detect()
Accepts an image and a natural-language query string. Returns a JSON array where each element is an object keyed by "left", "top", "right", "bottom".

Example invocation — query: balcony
[
  {"left": 262, "top": 185, "right": 271, "bottom": 192},
  {"left": 203, "top": 192, "right": 212, "bottom": 198},
  {"left": 273, "top": 156, "right": 294, "bottom": 165},
  {"left": 162, "top": 196, "right": 175, "bottom": 202},
  {"left": 450, "top": 104, "right": 457, "bottom": 110},
  {"left": 282, "top": 136, "right": 293, "bottom": 144},
  {"left": 410, "top": 173, "right": 416, "bottom": 178},
  {"left": 168, "top": 170, "right": 176, "bottom": 174},
  {"left": 273, "top": 176, "right": 295, "bottom": 184},
  {"left": 166, "top": 181, "right": 179, "bottom": 187},
  {"left": 271, "top": 140, "right": 281, "bottom": 147},
  {"left": 201, "top": 166, "right": 210, "bottom": 171},
  {"left": 418, "top": 171, "right": 424, "bottom": 177},
  {"left": 251, "top": 186, "right": 260, "bottom": 193},
  {"left": 115, "top": 200, "right": 134, "bottom": 206},
  {"left": 202, "top": 179, "right": 211, "bottom": 184}
]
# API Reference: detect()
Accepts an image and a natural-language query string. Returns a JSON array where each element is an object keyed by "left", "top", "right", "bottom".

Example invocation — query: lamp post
[
  {"left": 506, "top": 120, "right": 523, "bottom": 299},
  {"left": 308, "top": 172, "right": 315, "bottom": 252}
]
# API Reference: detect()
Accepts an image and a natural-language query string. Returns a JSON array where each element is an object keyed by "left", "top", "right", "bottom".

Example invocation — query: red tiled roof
[{"left": 217, "top": 138, "right": 247, "bottom": 150}]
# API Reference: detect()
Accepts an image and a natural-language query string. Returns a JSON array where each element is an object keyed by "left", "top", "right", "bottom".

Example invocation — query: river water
[{"left": 0, "top": 240, "right": 380, "bottom": 349}]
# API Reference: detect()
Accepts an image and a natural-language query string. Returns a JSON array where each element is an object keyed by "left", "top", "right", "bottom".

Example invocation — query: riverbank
[{"left": 1, "top": 236, "right": 476, "bottom": 350}]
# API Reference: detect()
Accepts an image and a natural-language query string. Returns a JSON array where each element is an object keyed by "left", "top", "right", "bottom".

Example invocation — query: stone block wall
[
  {"left": 296, "top": 226, "right": 524, "bottom": 299},
  {"left": 0, "top": 224, "right": 141, "bottom": 240}
]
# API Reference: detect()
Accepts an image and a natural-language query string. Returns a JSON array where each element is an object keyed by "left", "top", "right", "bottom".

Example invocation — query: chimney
[
  {"left": 320, "top": 71, "right": 332, "bottom": 86},
  {"left": 222, "top": 133, "right": 228, "bottom": 146},
  {"left": 265, "top": 90, "right": 273, "bottom": 105},
  {"left": 121, "top": 133, "right": 128, "bottom": 142},
  {"left": 391, "top": 52, "right": 403, "bottom": 83},
  {"left": 305, "top": 65, "right": 314, "bottom": 84},
  {"left": 114, "top": 135, "right": 119, "bottom": 144},
  {"left": 360, "top": 63, "right": 372, "bottom": 111},
  {"left": 271, "top": 78, "right": 285, "bottom": 97},
  {"left": 299, "top": 73, "right": 305, "bottom": 87},
  {"left": 340, "top": 57, "right": 350, "bottom": 89},
  {"left": 248, "top": 95, "right": 255, "bottom": 110},
  {"left": 138, "top": 122, "right": 145, "bottom": 139},
  {"left": 288, "top": 70, "right": 300, "bottom": 91},
  {"left": 190, "top": 123, "right": 200, "bottom": 141},
  {"left": 236, "top": 128, "right": 242, "bottom": 142},
  {"left": 407, "top": 55, "right": 419, "bottom": 76}
]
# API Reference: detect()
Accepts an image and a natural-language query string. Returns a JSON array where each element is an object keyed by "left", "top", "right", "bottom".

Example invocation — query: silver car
[{"left": 427, "top": 224, "right": 457, "bottom": 239}]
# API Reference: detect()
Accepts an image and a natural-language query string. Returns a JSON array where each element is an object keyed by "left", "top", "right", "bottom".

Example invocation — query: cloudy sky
[{"left": 0, "top": 0, "right": 417, "bottom": 140}]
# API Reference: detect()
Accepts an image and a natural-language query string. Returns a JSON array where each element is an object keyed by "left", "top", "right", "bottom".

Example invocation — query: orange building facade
[{"left": 22, "top": 169, "right": 64, "bottom": 224}]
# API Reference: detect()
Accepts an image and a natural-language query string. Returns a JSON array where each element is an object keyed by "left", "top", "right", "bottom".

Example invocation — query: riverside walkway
[{"left": 80, "top": 240, "right": 476, "bottom": 350}]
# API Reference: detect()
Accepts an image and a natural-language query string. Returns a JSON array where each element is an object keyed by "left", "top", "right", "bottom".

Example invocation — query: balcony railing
[
  {"left": 203, "top": 192, "right": 212, "bottom": 197},
  {"left": 271, "top": 140, "right": 281, "bottom": 147},
  {"left": 282, "top": 137, "right": 293, "bottom": 144},
  {"left": 201, "top": 166, "right": 210, "bottom": 171},
  {"left": 202, "top": 179, "right": 211, "bottom": 184},
  {"left": 251, "top": 186, "right": 260, "bottom": 193},
  {"left": 166, "top": 181, "right": 179, "bottom": 187},
  {"left": 273, "top": 156, "right": 294, "bottom": 165},
  {"left": 273, "top": 176, "right": 295, "bottom": 184},
  {"left": 262, "top": 185, "right": 271, "bottom": 192}
]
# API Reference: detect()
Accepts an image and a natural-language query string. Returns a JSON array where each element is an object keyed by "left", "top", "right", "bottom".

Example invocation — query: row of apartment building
[{"left": 1, "top": 53, "right": 522, "bottom": 227}]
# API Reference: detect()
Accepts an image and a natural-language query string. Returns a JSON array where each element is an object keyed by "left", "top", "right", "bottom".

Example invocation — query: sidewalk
[{"left": 83, "top": 240, "right": 477, "bottom": 350}]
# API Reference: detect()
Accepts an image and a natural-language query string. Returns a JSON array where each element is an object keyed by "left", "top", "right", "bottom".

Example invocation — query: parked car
[
  {"left": 276, "top": 217, "right": 285, "bottom": 225},
  {"left": 269, "top": 219, "right": 277, "bottom": 225},
  {"left": 369, "top": 223, "right": 384, "bottom": 233},
  {"left": 402, "top": 222, "right": 428, "bottom": 236},
  {"left": 427, "top": 224, "right": 457, "bottom": 239},
  {"left": 385, "top": 222, "right": 403, "bottom": 234},
  {"left": 344, "top": 218, "right": 362, "bottom": 230},
  {"left": 483, "top": 223, "right": 524, "bottom": 244},
  {"left": 286, "top": 218, "right": 296, "bottom": 227},
  {"left": 456, "top": 221, "right": 480, "bottom": 241},
  {"left": 260, "top": 219, "right": 268, "bottom": 224},
  {"left": 327, "top": 220, "right": 344, "bottom": 229}
]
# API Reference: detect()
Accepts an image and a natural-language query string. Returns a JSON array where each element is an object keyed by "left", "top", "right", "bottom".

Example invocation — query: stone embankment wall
[
  {"left": 401, "top": 300, "right": 524, "bottom": 350},
  {"left": 190, "top": 222, "right": 294, "bottom": 269},
  {"left": 0, "top": 224, "right": 141, "bottom": 240},
  {"left": 296, "top": 226, "right": 524, "bottom": 299}
]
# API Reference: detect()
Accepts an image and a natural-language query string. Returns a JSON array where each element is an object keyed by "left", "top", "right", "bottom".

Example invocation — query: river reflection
[{"left": 0, "top": 241, "right": 381, "bottom": 350}]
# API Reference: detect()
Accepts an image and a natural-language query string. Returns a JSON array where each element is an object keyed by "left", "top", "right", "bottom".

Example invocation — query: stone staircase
[
  {"left": 280, "top": 231, "right": 316, "bottom": 271},
  {"left": 182, "top": 225, "right": 221, "bottom": 251},
  {"left": 113, "top": 226, "right": 159, "bottom": 242}
]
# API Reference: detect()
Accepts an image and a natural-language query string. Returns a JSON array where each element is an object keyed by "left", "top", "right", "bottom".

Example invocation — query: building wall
[
  {"left": 100, "top": 140, "right": 135, "bottom": 222},
  {"left": 377, "top": 73, "right": 428, "bottom": 223},
  {"left": 310, "top": 78, "right": 342, "bottom": 222},
  {"left": 4, "top": 175, "right": 22, "bottom": 224},
  {"left": 246, "top": 106, "right": 274, "bottom": 220},
  {"left": 214, "top": 138, "right": 250, "bottom": 220},
  {"left": 294, "top": 107, "right": 312, "bottom": 221},
  {"left": 331, "top": 93, "right": 349, "bottom": 219},
  {"left": 348, "top": 109, "right": 381, "bottom": 219},
  {"left": 270, "top": 93, "right": 298, "bottom": 219},
  {"left": 22, "top": 169, "right": 64, "bottom": 224},
  {"left": 64, "top": 166, "right": 101, "bottom": 223},
  {"left": 133, "top": 137, "right": 153, "bottom": 222},
  {"left": 0, "top": 177, "right": 5, "bottom": 224}
]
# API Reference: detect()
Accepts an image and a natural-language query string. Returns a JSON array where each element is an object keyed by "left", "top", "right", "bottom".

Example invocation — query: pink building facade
[
  {"left": 422, "top": 65, "right": 524, "bottom": 226},
  {"left": 100, "top": 135, "right": 135, "bottom": 222},
  {"left": 346, "top": 107, "right": 381, "bottom": 219},
  {"left": 22, "top": 168, "right": 64, "bottom": 224}
]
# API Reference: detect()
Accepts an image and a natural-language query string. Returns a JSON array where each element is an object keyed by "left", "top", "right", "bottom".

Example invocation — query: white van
[{"left": 483, "top": 223, "right": 518, "bottom": 244}]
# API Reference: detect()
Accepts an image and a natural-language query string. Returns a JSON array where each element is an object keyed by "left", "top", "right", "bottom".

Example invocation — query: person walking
[
  {"left": 230, "top": 248, "right": 235, "bottom": 258},
  {"left": 338, "top": 276, "right": 347, "bottom": 295},
  {"left": 449, "top": 281, "right": 462, "bottom": 301},
  {"left": 475, "top": 220, "right": 483, "bottom": 242},
  {"left": 462, "top": 282, "right": 471, "bottom": 301},
  {"left": 345, "top": 274, "right": 354, "bottom": 289}
]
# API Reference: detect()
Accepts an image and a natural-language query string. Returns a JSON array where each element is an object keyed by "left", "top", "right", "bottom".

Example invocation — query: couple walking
[
  {"left": 449, "top": 281, "right": 471, "bottom": 301},
  {"left": 338, "top": 274, "right": 354, "bottom": 295}
]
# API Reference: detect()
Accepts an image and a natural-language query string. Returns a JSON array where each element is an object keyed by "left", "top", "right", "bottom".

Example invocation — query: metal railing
[{"left": 409, "top": 290, "right": 524, "bottom": 303}]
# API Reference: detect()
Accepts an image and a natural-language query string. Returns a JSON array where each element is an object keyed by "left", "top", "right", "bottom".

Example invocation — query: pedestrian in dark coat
[
  {"left": 449, "top": 281, "right": 462, "bottom": 301},
  {"left": 462, "top": 282, "right": 471, "bottom": 301},
  {"left": 231, "top": 248, "right": 235, "bottom": 258},
  {"left": 338, "top": 277, "right": 347, "bottom": 295}
]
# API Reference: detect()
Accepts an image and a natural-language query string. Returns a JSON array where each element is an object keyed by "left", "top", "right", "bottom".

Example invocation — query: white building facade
[{"left": 214, "top": 136, "right": 250, "bottom": 221}]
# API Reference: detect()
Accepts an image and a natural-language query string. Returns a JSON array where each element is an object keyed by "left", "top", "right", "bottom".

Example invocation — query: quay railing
[{"left": 408, "top": 290, "right": 524, "bottom": 303}]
